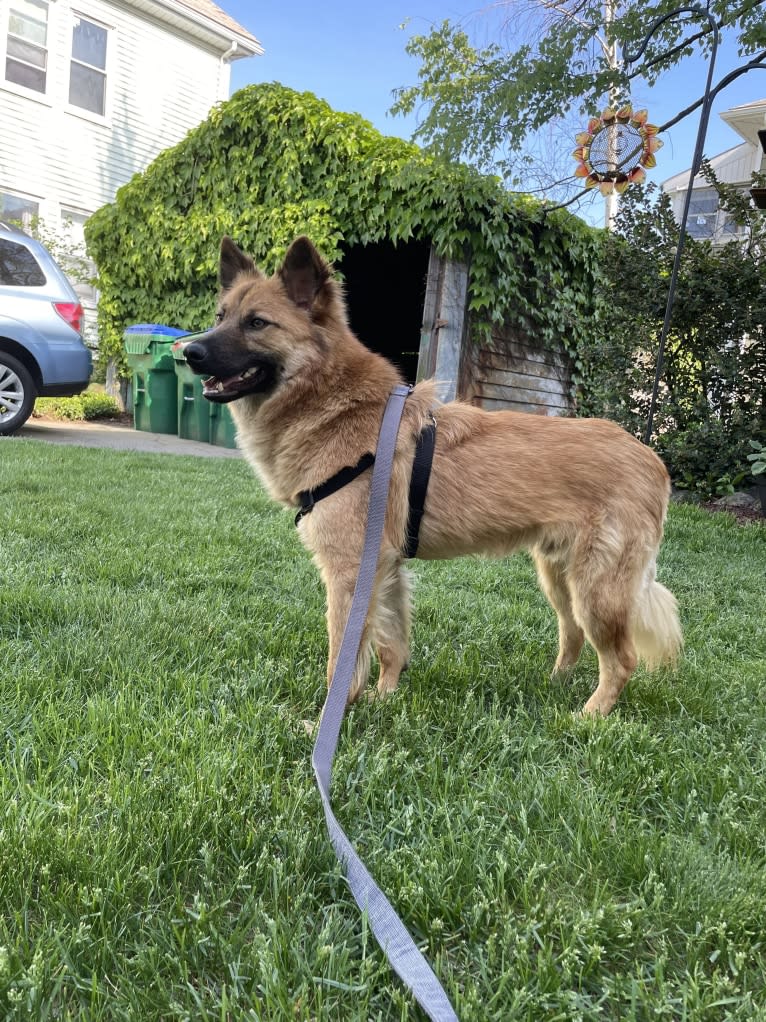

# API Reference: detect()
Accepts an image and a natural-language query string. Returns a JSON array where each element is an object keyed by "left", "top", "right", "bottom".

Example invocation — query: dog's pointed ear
[
  {"left": 279, "top": 236, "right": 331, "bottom": 312},
  {"left": 219, "top": 236, "right": 259, "bottom": 290}
]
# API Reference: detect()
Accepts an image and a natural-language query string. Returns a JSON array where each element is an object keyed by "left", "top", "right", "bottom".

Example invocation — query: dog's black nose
[{"left": 184, "top": 341, "right": 208, "bottom": 373}]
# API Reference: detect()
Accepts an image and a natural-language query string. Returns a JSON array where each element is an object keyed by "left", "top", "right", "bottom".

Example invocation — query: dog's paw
[{"left": 579, "top": 694, "right": 616, "bottom": 717}]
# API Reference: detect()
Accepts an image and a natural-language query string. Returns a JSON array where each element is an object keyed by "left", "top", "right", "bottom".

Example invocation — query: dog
[{"left": 183, "top": 236, "right": 682, "bottom": 715}]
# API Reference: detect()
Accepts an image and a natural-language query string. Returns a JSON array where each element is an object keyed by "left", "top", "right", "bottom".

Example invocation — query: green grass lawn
[{"left": 1, "top": 439, "right": 765, "bottom": 1021}]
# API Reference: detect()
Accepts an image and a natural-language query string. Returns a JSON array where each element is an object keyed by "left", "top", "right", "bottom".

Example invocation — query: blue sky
[{"left": 223, "top": 1, "right": 763, "bottom": 214}]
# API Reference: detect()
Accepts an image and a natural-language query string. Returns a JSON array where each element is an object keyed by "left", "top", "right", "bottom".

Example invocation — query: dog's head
[{"left": 184, "top": 236, "right": 342, "bottom": 403}]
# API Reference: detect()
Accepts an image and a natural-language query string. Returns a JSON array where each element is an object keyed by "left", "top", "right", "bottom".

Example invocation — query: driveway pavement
[{"left": 13, "top": 417, "right": 242, "bottom": 458}]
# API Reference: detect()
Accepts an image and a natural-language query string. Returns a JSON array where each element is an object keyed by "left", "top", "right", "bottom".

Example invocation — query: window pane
[
  {"left": 61, "top": 209, "right": 88, "bottom": 241},
  {"left": 6, "top": 0, "right": 47, "bottom": 91},
  {"left": 689, "top": 191, "right": 717, "bottom": 215},
  {"left": 687, "top": 218, "right": 714, "bottom": 238},
  {"left": 9, "top": 0, "right": 47, "bottom": 41},
  {"left": 69, "top": 61, "right": 105, "bottom": 114},
  {"left": 1, "top": 192, "right": 39, "bottom": 221},
  {"left": 8, "top": 10, "right": 47, "bottom": 46},
  {"left": 7, "top": 34, "right": 46, "bottom": 69},
  {"left": 5, "top": 56, "right": 45, "bottom": 90},
  {"left": 0, "top": 239, "right": 46, "bottom": 286},
  {"left": 72, "top": 17, "right": 106, "bottom": 69}
]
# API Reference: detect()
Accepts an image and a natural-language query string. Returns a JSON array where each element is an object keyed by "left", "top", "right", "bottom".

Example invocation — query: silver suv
[{"left": 0, "top": 222, "right": 92, "bottom": 435}]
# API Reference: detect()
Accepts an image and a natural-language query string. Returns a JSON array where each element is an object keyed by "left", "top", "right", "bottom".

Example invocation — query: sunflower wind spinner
[{"left": 574, "top": 105, "right": 663, "bottom": 195}]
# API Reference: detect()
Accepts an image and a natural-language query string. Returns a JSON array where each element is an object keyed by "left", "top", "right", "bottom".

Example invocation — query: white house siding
[
  {"left": 663, "top": 143, "right": 762, "bottom": 197},
  {"left": 661, "top": 101, "right": 766, "bottom": 246},
  {"left": 0, "top": 0, "right": 233, "bottom": 227}
]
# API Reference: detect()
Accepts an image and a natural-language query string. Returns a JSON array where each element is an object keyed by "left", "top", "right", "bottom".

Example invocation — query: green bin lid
[{"left": 123, "top": 324, "right": 185, "bottom": 355}]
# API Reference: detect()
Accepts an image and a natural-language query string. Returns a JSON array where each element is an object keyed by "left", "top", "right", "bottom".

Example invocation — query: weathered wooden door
[{"left": 416, "top": 249, "right": 469, "bottom": 402}]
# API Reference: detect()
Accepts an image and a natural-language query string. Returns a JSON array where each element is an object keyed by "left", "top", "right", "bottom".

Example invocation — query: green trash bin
[
  {"left": 124, "top": 324, "right": 185, "bottom": 435},
  {"left": 172, "top": 343, "right": 211, "bottom": 443},
  {"left": 209, "top": 402, "right": 238, "bottom": 450},
  {"left": 172, "top": 335, "right": 238, "bottom": 449}
]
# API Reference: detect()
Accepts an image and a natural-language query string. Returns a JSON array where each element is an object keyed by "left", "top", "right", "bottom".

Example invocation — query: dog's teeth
[
  {"left": 242, "top": 367, "right": 256, "bottom": 379},
  {"left": 216, "top": 381, "right": 224, "bottom": 392}
]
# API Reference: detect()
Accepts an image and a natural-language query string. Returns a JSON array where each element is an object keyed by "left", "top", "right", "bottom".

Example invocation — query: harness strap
[
  {"left": 295, "top": 452, "right": 375, "bottom": 526},
  {"left": 295, "top": 414, "right": 437, "bottom": 558},
  {"left": 404, "top": 414, "right": 436, "bottom": 559}
]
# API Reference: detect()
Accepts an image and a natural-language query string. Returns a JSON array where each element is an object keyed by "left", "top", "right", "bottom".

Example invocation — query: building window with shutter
[
  {"left": 5, "top": 0, "right": 49, "bottom": 93},
  {"left": 69, "top": 14, "right": 108, "bottom": 116}
]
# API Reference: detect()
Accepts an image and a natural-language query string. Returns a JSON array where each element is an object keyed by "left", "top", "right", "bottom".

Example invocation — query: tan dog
[{"left": 184, "top": 236, "right": 681, "bottom": 715}]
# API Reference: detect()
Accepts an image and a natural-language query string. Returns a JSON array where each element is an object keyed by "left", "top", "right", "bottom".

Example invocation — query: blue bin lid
[{"left": 124, "top": 324, "right": 186, "bottom": 336}]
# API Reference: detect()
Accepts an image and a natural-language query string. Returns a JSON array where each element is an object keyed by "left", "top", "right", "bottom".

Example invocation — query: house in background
[
  {"left": 0, "top": 0, "right": 261, "bottom": 341},
  {"left": 662, "top": 99, "right": 766, "bottom": 245}
]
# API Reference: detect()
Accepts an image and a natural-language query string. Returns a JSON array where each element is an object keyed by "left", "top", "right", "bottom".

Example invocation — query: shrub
[
  {"left": 747, "top": 439, "right": 766, "bottom": 478},
  {"left": 81, "top": 392, "right": 121, "bottom": 420},
  {"left": 579, "top": 179, "right": 765, "bottom": 496},
  {"left": 654, "top": 411, "right": 754, "bottom": 498},
  {"left": 34, "top": 393, "right": 121, "bottom": 421},
  {"left": 34, "top": 397, "right": 85, "bottom": 420}
]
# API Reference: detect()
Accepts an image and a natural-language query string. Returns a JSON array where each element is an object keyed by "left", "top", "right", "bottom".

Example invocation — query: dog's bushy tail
[{"left": 632, "top": 570, "right": 682, "bottom": 670}]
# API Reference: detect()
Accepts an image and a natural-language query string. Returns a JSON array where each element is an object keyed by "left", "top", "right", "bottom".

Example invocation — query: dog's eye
[{"left": 249, "top": 316, "right": 267, "bottom": 330}]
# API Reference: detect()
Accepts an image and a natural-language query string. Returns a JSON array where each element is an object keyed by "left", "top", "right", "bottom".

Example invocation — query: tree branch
[
  {"left": 541, "top": 186, "right": 593, "bottom": 213},
  {"left": 659, "top": 52, "right": 766, "bottom": 133},
  {"left": 624, "top": 0, "right": 766, "bottom": 81}
]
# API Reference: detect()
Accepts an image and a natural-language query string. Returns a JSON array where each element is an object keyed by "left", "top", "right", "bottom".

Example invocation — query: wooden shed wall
[
  {"left": 459, "top": 323, "right": 573, "bottom": 415},
  {"left": 416, "top": 251, "right": 574, "bottom": 415}
]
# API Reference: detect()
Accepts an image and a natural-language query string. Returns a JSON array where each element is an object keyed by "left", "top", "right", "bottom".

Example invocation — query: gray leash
[{"left": 311, "top": 384, "right": 459, "bottom": 1022}]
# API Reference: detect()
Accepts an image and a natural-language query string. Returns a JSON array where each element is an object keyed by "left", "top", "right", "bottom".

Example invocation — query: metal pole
[
  {"left": 621, "top": 6, "right": 720, "bottom": 444},
  {"left": 604, "top": 0, "right": 619, "bottom": 229}
]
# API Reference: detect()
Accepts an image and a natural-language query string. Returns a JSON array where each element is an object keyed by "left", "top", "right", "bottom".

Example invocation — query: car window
[{"left": 0, "top": 239, "right": 47, "bottom": 286}]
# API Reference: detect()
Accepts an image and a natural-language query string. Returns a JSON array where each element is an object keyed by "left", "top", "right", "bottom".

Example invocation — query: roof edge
[{"left": 150, "top": 0, "right": 263, "bottom": 56}]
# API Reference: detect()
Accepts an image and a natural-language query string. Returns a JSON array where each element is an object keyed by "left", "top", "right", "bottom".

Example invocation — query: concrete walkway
[{"left": 14, "top": 417, "right": 241, "bottom": 458}]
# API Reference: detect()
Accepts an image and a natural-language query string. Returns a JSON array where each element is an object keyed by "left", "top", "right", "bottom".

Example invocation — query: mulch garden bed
[{"left": 700, "top": 500, "right": 764, "bottom": 526}]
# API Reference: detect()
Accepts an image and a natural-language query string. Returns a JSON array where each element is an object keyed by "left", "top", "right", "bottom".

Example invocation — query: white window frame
[
  {"left": 60, "top": 205, "right": 91, "bottom": 244},
  {"left": 65, "top": 8, "right": 113, "bottom": 125},
  {"left": 684, "top": 185, "right": 749, "bottom": 245},
  {"left": 1, "top": 0, "right": 54, "bottom": 105},
  {"left": 61, "top": 204, "right": 98, "bottom": 307}
]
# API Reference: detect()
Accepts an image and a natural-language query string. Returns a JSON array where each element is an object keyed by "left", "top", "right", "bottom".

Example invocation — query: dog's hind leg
[
  {"left": 568, "top": 551, "right": 640, "bottom": 715},
  {"left": 579, "top": 618, "right": 637, "bottom": 715},
  {"left": 371, "top": 560, "right": 412, "bottom": 698},
  {"left": 532, "top": 549, "right": 585, "bottom": 676}
]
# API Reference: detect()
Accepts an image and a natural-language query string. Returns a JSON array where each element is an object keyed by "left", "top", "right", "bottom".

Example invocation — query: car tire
[{"left": 0, "top": 352, "right": 37, "bottom": 435}]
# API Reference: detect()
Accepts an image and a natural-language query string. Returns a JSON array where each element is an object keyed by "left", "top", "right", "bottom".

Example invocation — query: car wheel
[{"left": 0, "top": 352, "right": 37, "bottom": 435}]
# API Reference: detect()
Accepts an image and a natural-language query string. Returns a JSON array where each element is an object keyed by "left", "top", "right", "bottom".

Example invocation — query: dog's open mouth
[{"left": 201, "top": 362, "right": 276, "bottom": 403}]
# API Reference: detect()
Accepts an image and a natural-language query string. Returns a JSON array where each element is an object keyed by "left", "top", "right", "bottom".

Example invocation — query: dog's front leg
[{"left": 371, "top": 560, "right": 411, "bottom": 698}]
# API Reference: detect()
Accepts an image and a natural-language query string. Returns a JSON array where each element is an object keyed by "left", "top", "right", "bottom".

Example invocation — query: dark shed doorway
[{"left": 338, "top": 239, "right": 431, "bottom": 384}]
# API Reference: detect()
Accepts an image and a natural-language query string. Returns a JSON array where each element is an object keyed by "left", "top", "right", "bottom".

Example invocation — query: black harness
[{"left": 295, "top": 415, "right": 437, "bottom": 559}]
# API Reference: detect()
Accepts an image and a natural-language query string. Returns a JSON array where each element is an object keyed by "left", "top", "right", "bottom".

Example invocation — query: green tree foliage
[
  {"left": 85, "top": 83, "right": 602, "bottom": 366},
  {"left": 392, "top": 0, "right": 766, "bottom": 189},
  {"left": 578, "top": 179, "right": 766, "bottom": 495}
]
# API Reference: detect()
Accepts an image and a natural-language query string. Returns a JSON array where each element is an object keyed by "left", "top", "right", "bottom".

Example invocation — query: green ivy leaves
[{"left": 85, "top": 83, "right": 602, "bottom": 373}]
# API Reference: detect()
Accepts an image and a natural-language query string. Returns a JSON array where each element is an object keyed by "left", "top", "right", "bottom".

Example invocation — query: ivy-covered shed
[{"left": 86, "top": 83, "right": 603, "bottom": 414}]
